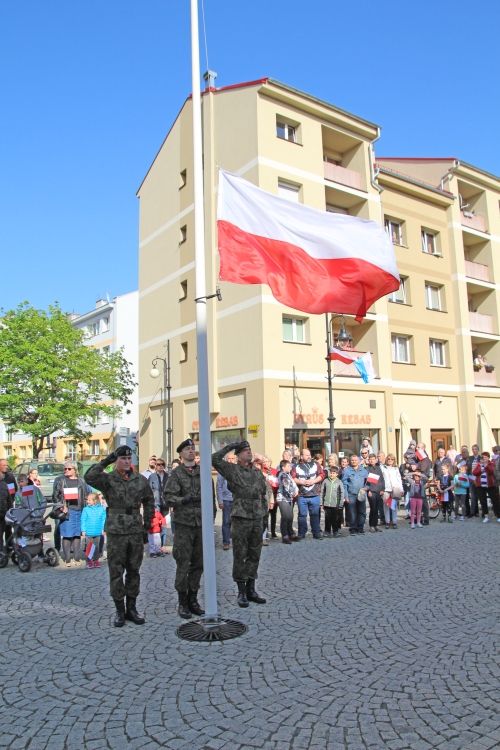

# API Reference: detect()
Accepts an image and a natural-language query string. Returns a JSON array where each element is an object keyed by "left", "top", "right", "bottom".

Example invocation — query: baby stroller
[{"left": 0, "top": 502, "right": 62, "bottom": 573}]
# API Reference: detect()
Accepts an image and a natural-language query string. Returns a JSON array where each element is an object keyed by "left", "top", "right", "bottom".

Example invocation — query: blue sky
[{"left": 1, "top": 0, "right": 498, "bottom": 314}]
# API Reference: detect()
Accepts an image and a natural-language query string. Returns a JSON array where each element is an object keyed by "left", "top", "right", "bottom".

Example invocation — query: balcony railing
[
  {"left": 461, "top": 211, "right": 487, "bottom": 233},
  {"left": 324, "top": 162, "right": 363, "bottom": 190},
  {"left": 474, "top": 369, "right": 497, "bottom": 387},
  {"left": 465, "top": 260, "right": 490, "bottom": 282},
  {"left": 469, "top": 311, "right": 495, "bottom": 334}
]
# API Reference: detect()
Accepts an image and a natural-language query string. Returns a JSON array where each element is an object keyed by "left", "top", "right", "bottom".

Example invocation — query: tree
[{"left": 0, "top": 303, "right": 135, "bottom": 457}]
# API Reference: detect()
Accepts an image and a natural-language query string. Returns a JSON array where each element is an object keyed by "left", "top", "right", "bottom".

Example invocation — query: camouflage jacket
[
  {"left": 212, "top": 446, "right": 268, "bottom": 520},
  {"left": 84, "top": 462, "right": 154, "bottom": 535},
  {"left": 164, "top": 464, "right": 202, "bottom": 527}
]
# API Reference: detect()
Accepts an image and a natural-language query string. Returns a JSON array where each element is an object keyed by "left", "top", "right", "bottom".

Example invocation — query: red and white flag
[
  {"left": 416, "top": 448, "right": 428, "bottom": 461},
  {"left": 85, "top": 541, "right": 95, "bottom": 560},
  {"left": 21, "top": 486, "right": 34, "bottom": 498},
  {"left": 328, "top": 347, "right": 359, "bottom": 364},
  {"left": 63, "top": 487, "right": 79, "bottom": 502},
  {"left": 7, "top": 482, "right": 16, "bottom": 495},
  {"left": 366, "top": 472, "right": 380, "bottom": 485},
  {"left": 217, "top": 170, "right": 399, "bottom": 319}
]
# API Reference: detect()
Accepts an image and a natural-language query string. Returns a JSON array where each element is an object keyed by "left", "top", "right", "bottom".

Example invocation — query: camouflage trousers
[
  {"left": 172, "top": 524, "right": 203, "bottom": 593},
  {"left": 231, "top": 516, "right": 263, "bottom": 582},
  {"left": 107, "top": 533, "right": 144, "bottom": 602}
]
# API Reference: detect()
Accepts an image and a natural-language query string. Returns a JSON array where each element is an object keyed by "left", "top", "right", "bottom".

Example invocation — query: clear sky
[{"left": 1, "top": 0, "right": 498, "bottom": 314}]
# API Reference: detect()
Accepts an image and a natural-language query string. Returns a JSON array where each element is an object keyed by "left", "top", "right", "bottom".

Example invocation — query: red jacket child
[
  {"left": 149, "top": 509, "right": 166, "bottom": 534},
  {"left": 472, "top": 455, "right": 496, "bottom": 487}
]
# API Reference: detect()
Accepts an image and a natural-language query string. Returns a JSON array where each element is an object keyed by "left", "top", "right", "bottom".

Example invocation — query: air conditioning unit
[{"left": 463, "top": 210, "right": 475, "bottom": 218}]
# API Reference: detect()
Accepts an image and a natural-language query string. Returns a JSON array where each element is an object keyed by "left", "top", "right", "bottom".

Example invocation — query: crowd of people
[{"left": 1, "top": 438, "right": 499, "bottom": 626}]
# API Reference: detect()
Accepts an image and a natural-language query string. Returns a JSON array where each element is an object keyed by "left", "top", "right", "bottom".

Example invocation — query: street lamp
[
  {"left": 150, "top": 341, "right": 172, "bottom": 466},
  {"left": 325, "top": 314, "right": 351, "bottom": 457}
]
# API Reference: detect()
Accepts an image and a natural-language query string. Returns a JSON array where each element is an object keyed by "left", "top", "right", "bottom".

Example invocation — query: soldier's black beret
[
  {"left": 177, "top": 438, "right": 195, "bottom": 454},
  {"left": 116, "top": 445, "right": 132, "bottom": 458},
  {"left": 234, "top": 440, "right": 251, "bottom": 455}
]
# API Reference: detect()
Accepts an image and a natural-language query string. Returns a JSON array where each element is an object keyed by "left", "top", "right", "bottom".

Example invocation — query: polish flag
[
  {"left": 328, "top": 347, "right": 359, "bottom": 364},
  {"left": 416, "top": 448, "right": 428, "bottom": 461},
  {"left": 63, "top": 487, "right": 79, "bottom": 502},
  {"left": 85, "top": 541, "right": 95, "bottom": 560},
  {"left": 366, "top": 472, "right": 380, "bottom": 484},
  {"left": 21, "top": 486, "right": 34, "bottom": 498},
  {"left": 217, "top": 170, "right": 399, "bottom": 319},
  {"left": 7, "top": 482, "right": 16, "bottom": 495}
]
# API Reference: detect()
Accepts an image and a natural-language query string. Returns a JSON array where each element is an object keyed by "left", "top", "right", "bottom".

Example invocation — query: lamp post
[
  {"left": 325, "top": 314, "right": 351, "bottom": 457},
  {"left": 150, "top": 341, "right": 172, "bottom": 467}
]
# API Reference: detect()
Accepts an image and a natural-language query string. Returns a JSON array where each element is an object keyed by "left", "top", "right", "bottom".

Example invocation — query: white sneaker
[
  {"left": 417, "top": 523, "right": 423, "bottom": 528},
  {"left": 482, "top": 517, "right": 490, "bottom": 523},
  {"left": 411, "top": 523, "right": 415, "bottom": 529}
]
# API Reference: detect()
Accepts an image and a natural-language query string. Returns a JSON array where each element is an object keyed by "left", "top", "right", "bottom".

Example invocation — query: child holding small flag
[{"left": 81, "top": 493, "right": 107, "bottom": 568}]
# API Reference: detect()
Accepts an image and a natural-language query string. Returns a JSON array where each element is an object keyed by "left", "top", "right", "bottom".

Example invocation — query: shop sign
[
  {"left": 341, "top": 414, "right": 372, "bottom": 425},
  {"left": 293, "top": 408, "right": 325, "bottom": 426},
  {"left": 191, "top": 415, "right": 239, "bottom": 431}
]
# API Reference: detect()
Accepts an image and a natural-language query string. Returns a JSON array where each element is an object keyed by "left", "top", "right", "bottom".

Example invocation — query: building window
[
  {"left": 179, "top": 169, "right": 187, "bottom": 189},
  {"left": 180, "top": 342, "right": 188, "bottom": 363},
  {"left": 391, "top": 334, "right": 411, "bottom": 364},
  {"left": 425, "top": 282, "right": 443, "bottom": 311},
  {"left": 421, "top": 229, "right": 440, "bottom": 256},
  {"left": 101, "top": 316, "right": 110, "bottom": 333},
  {"left": 429, "top": 339, "right": 446, "bottom": 367},
  {"left": 282, "top": 316, "right": 307, "bottom": 344},
  {"left": 88, "top": 322, "right": 99, "bottom": 337},
  {"left": 389, "top": 276, "right": 408, "bottom": 304},
  {"left": 276, "top": 118, "right": 299, "bottom": 144},
  {"left": 385, "top": 217, "right": 405, "bottom": 246},
  {"left": 278, "top": 179, "right": 301, "bottom": 203},
  {"left": 179, "top": 225, "right": 187, "bottom": 244},
  {"left": 90, "top": 440, "right": 100, "bottom": 456},
  {"left": 66, "top": 441, "right": 77, "bottom": 459},
  {"left": 179, "top": 280, "right": 188, "bottom": 301}
]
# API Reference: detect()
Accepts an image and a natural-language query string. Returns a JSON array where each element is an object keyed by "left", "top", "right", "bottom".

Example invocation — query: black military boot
[
  {"left": 246, "top": 579, "right": 266, "bottom": 604},
  {"left": 113, "top": 599, "right": 126, "bottom": 628},
  {"left": 236, "top": 580, "right": 249, "bottom": 608},
  {"left": 178, "top": 591, "right": 192, "bottom": 619},
  {"left": 125, "top": 597, "right": 146, "bottom": 625},
  {"left": 188, "top": 590, "right": 205, "bottom": 616}
]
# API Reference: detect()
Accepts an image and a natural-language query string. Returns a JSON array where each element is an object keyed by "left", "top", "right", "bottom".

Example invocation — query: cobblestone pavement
[{"left": 0, "top": 516, "right": 499, "bottom": 750}]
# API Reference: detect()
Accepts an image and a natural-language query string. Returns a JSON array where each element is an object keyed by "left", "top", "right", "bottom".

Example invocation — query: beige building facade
[{"left": 137, "top": 78, "right": 500, "bottom": 465}]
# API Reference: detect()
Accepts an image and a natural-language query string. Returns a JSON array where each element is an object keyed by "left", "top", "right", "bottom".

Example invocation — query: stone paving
[{"left": 0, "top": 515, "right": 499, "bottom": 750}]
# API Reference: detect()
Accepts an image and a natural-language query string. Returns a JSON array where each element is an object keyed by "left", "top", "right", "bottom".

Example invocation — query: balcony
[
  {"left": 474, "top": 369, "right": 497, "bottom": 387},
  {"left": 469, "top": 311, "right": 494, "bottom": 335},
  {"left": 465, "top": 260, "right": 490, "bottom": 282},
  {"left": 324, "top": 162, "right": 363, "bottom": 191},
  {"left": 461, "top": 211, "right": 487, "bottom": 233}
]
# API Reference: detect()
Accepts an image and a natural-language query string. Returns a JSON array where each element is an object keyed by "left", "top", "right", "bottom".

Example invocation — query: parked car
[{"left": 13, "top": 459, "right": 83, "bottom": 500}]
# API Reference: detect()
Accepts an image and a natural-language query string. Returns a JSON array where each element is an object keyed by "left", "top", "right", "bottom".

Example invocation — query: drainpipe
[{"left": 369, "top": 128, "right": 383, "bottom": 193}]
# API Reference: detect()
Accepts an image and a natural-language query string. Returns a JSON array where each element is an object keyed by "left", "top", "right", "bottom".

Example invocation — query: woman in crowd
[
  {"left": 52, "top": 461, "right": 91, "bottom": 567},
  {"left": 381, "top": 454, "right": 403, "bottom": 529}
]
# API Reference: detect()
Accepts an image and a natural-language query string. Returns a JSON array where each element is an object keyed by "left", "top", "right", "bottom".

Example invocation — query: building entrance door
[{"left": 431, "top": 430, "right": 454, "bottom": 456}]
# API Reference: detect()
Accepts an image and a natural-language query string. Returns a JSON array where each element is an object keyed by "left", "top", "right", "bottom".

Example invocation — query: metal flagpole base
[{"left": 176, "top": 616, "right": 247, "bottom": 642}]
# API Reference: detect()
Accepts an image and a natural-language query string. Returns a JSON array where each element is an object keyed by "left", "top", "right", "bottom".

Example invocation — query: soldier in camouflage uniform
[
  {"left": 85, "top": 446, "right": 154, "bottom": 628},
  {"left": 164, "top": 439, "right": 207, "bottom": 619},
  {"left": 212, "top": 440, "right": 268, "bottom": 607}
]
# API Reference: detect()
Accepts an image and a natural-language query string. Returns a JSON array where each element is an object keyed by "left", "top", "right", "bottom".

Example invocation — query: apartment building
[
  {"left": 0, "top": 291, "right": 139, "bottom": 463},
  {"left": 137, "top": 77, "right": 500, "bottom": 462}
]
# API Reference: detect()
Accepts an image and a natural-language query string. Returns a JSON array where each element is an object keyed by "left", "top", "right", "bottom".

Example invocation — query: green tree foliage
[{"left": 0, "top": 303, "right": 135, "bottom": 457}]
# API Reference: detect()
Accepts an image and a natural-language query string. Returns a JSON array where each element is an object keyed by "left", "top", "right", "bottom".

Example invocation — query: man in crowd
[
  {"left": 149, "top": 458, "right": 169, "bottom": 549},
  {"left": 467, "top": 444, "right": 481, "bottom": 517},
  {"left": 141, "top": 455, "right": 157, "bottom": 480},
  {"left": 216, "top": 451, "right": 236, "bottom": 551},
  {"left": 365, "top": 453, "right": 385, "bottom": 533},
  {"left": 433, "top": 447, "right": 452, "bottom": 480},
  {"left": 212, "top": 440, "right": 268, "bottom": 608},
  {"left": 0, "top": 458, "right": 16, "bottom": 549},
  {"left": 292, "top": 448, "right": 324, "bottom": 540},
  {"left": 164, "top": 439, "right": 206, "bottom": 619},
  {"left": 85, "top": 446, "right": 154, "bottom": 628},
  {"left": 342, "top": 454, "right": 368, "bottom": 535},
  {"left": 416, "top": 442, "right": 432, "bottom": 525}
]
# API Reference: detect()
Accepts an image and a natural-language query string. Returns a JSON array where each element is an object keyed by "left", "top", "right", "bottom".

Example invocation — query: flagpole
[
  {"left": 190, "top": 0, "right": 218, "bottom": 619},
  {"left": 325, "top": 314, "right": 335, "bottom": 456}
]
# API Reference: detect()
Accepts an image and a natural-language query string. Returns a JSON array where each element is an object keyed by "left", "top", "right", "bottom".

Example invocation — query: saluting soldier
[
  {"left": 212, "top": 440, "right": 268, "bottom": 608},
  {"left": 164, "top": 439, "right": 206, "bottom": 619},
  {"left": 85, "top": 446, "right": 154, "bottom": 628}
]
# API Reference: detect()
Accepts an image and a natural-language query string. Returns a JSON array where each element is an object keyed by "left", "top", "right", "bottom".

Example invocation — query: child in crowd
[
  {"left": 148, "top": 507, "right": 166, "bottom": 557},
  {"left": 14, "top": 474, "right": 45, "bottom": 513},
  {"left": 409, "top": 469, "right": 426, "bottom": 528},
  {"left": 453, "top": 464, "right": 469, "bottom": 521},
  {"left": 438, "top": 463, "right": 454, "bottom": 522},
  {"left": 276, "top": 459, "right": 298, "bottom": 544},
  {"left": 81, "top": 492, "right": 106, "bottom": 568},
  {"left": 321, "top": 466, "right": 345, "bottom": 537}
]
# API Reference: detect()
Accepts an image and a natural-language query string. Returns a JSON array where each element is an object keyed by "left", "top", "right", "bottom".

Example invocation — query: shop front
[{"left": 185, "top": 390, "right": 246, "bottom": 452}]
